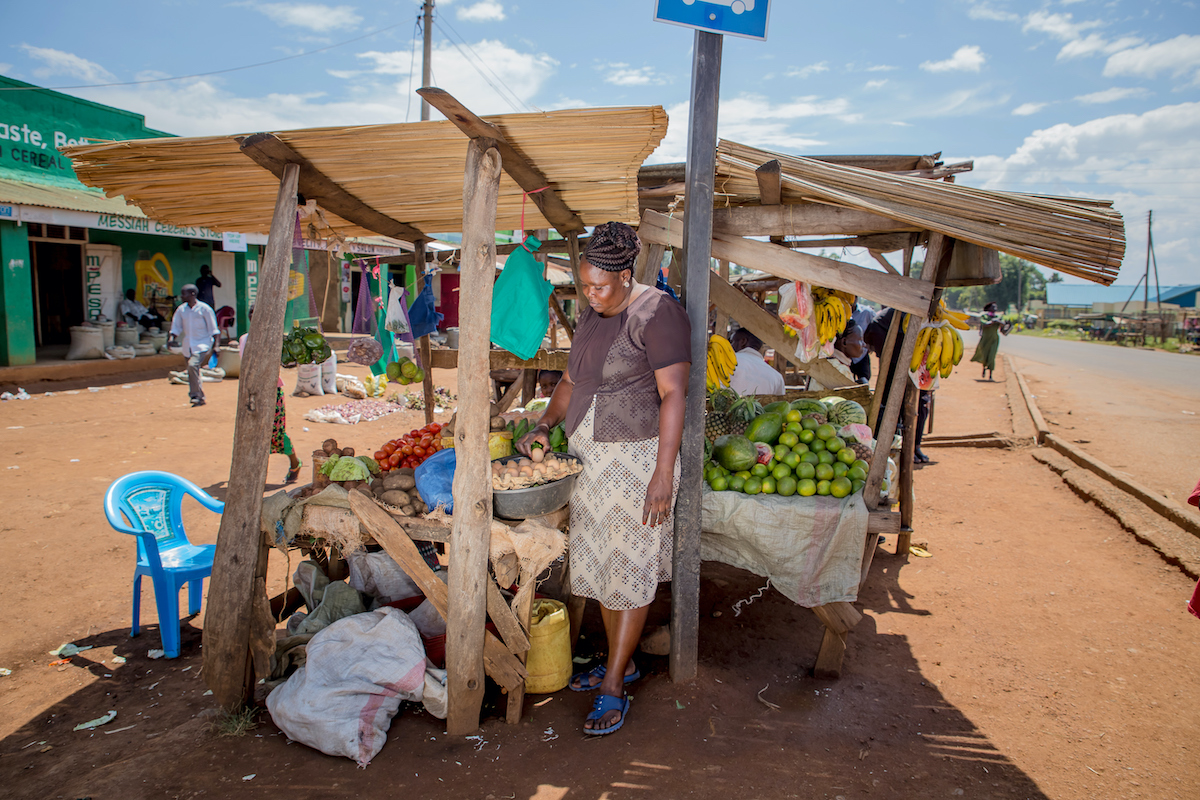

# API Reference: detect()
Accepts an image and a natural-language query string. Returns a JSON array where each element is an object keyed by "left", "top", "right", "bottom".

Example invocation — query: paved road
[
  {"left": 959, "top": 330, "right": 1200, "bottom": 506},
  {"left": 960, "top": 329, "right": 1200, "bottom": 396}
]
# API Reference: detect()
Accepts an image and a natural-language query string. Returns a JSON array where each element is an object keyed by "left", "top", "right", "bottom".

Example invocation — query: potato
[
  {"left": 381, "top": 489, "right": 411, "bottom": 507},
  {"left": 382, "top": 472, "right": 407, "bottom": 490},
  {"left": 490, "top": 416, "right": 507, "bottom": 432},
  {"left": 396, "top": 475, "right": 417, "bottom": 491},
  {"left": 341, "top": 446, "right": 355, "bottom": 457},
  {"left": 373, "top": 483, "right": 388, "bottom": 498},
  {"left": 399, "top": 504, "right": 415, "bottom": 517},
  {"left": 353, "top": 484, "right": 374, "bottom": 498},
  {"left": 322, "top": 439, "right": 339, "bottom": 455}
]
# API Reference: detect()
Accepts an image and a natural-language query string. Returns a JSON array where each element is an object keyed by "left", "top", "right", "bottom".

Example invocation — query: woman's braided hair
[{"left": 582, "top": 221, "right": 641, "bottom": 273}]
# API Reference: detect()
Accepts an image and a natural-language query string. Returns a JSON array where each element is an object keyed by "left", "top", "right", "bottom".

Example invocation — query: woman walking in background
[
  {"left": 971, "top": 302, "right": 1006, "bottom": 381},
  {"left": 239, "top": 306, "right": 302, "bottom": 483}
]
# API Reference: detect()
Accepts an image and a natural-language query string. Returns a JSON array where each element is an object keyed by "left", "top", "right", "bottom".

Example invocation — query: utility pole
[
  {"left": 420, "top": 1, "right": 434, "bottom": 121},
  {"left": 1144, "top": 211, "right": 1152, "bottom": 341}
]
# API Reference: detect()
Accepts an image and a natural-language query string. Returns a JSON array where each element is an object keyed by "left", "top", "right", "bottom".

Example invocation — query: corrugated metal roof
[
  {"left": 1046, "top": 283, "right": 1199, "bottom": 306},
  {"left": 0, "top": 177, "right": 144, "bottom": 216}
]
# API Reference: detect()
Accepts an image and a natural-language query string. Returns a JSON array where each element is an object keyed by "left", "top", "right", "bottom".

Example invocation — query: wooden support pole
[
  {"left": 203, "top": 163, "right": 299, "bottom": 708},
  {"left": 566, "top": 232, "right": 583, "bottom": 300},
  {"left": 549, "top": 293, "right": 574, "bottom": 341},
  {"left": 521, "top": 368, "right": 538, "bottom": 407},
  {"left": 446, "top": 138, "right": 502, "bottom": 735},
  {"left": 713, "top": 259, "right": 730, "bottom": 337},
  {"left": 671, "top": 29, "right": 722, "bottom": 685},
  {"left": 865, "top": 234, "right": 953, "bottom": 510},
  {"left": 635, "top": 242, "right": 667, "bottom": 286},
  {"left": 899, "top": 383, "right": 917, "bottom": 533}
]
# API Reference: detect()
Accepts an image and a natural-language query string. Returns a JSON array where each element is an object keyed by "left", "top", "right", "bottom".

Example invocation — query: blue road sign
[{"left": 654, "top": 0, "right": 770, "bottom": 41}]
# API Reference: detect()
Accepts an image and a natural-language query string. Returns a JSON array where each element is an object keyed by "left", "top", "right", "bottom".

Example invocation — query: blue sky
[{"left": 3, "top": 0, "right": 1198, "bottom": 285}]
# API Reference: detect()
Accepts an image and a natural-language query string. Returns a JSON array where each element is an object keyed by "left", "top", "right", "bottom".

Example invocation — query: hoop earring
[{"left": 623, "top": 281, "right": 630, "bottom": 287}]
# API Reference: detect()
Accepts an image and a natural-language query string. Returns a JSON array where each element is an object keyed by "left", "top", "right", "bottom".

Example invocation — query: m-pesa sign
[{"left": 654, "top": 0, "right": 770, "bottom": 40}]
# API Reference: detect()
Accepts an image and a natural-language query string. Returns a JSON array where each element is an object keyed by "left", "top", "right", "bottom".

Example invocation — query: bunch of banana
[
  {"left": 909, "top": 321, "right": 965, "bottom": 378},
  {"left": 904, "top": 298, "right": 972, "bottom": 331},
  {"left": 707, "top": 334, "right": 737, "bottom": 390},
  {"left": 811, "top": 287, "right": 854, "bottom": 344}
]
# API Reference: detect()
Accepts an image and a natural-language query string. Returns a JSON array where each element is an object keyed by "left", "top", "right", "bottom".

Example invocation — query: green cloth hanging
[{"left": 490, "top": 237, "right": 553, "bottom": 361}]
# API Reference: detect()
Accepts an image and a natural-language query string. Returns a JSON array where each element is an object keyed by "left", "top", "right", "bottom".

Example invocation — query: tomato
[
  {"left": 401, "top": 444, "right": 414, "bottom": 456},
  {"left": 374, "top": 450, "right": 388, "bottom": 462},
  {"left": 419, "top": 436, "right": 433, "bottom": 448},
  {"left": 411, "top": 429, "right": 421, "bottom": 437},
  {"left": 428, "top": 423, "right": 442, "bottom": 434},
  {"left": 412, "top": 446, "right": 426, "bottom": 457},
  {"left": 388, "top": 453, "right": 402, "bottom": 468}
]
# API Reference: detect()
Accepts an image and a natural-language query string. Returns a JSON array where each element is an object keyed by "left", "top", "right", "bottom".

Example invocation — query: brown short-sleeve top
[{"left": 565, "top": 288, "right": 692, "bottom": 442}]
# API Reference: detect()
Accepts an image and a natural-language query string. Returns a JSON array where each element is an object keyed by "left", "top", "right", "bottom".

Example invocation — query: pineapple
[
  {"left": 849, "top": 442, "right": 874, "bottom": 462},
  {"left": 705, "top": 388, "right": 761, "bottom": 440}
]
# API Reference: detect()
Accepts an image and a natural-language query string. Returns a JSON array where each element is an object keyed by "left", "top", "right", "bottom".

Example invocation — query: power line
[
  {"left": 432, "top": 17, "right": 531, "bottom": 113},
  {"left": 405, "top": 13, "right": 422, "bottom": 123},
  {"left": 0, "top": 20, "right": 410, "bottom": 91}
]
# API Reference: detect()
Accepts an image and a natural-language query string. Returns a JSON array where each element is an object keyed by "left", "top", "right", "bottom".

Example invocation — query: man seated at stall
[
  {"left": 538, "top": 369, "right": 563, "bottom": 398},
  {"left": 728, "top": 328, "right": 785, "bottom": 396},
  {"left": 118, "top": 288, "right": 166, "bottom": 330}
]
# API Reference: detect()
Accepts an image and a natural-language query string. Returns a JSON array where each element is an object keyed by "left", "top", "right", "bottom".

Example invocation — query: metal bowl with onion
[{"left": 491, "top": 453, "right": 582, "bottom": 520}]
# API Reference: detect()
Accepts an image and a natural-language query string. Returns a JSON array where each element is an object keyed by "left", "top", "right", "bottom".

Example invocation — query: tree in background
[{"left": 941, "top": 255, "right": 1046, "bottom": 311}]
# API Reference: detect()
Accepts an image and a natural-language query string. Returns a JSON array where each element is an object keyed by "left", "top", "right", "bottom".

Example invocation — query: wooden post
[
  {"left": 566, "top": 232, "right": 583, "bottom": 302},
  {"left": 203, "top": 163, "right": 299, "bottom": 708},
  {"left": 865, "top": 234, "right": 953, "bottom": 510},
  {"left": 671, "top": 29, "right": 722, "bottom": 685},
  {"left": 899, "top": 383, "right": 917, "bottom": 533},
  {"left": 446, "top": 138, "right": 502, "bottom": 735},
  {"left": 713, "top": 259, "right": 730, "bottom": 336}
]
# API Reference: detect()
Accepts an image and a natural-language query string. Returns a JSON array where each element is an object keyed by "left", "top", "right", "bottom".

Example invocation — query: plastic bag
[
  {"left": 347, "top": 550, "right": 422, "bottom": 604},
  {"left": 320, "top": 352, "right": 338, "bottom": 394},
  {"left": 414, "top": 447, "right": 456, "bottom": 514},
  {"left": 408, "top": 273, "right": 444, "bottom": 340},
  {"left": 384, "top": 284, "right": 412, "bottom": 336},
  {"left": 490, "top": 237, "right": 552, "bottom": 360},
  {"left": 294, "top": 363, "right": 324, "bottom": 396}
]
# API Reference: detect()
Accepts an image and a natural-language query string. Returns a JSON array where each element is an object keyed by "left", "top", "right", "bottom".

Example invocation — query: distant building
[{"left": 1044, "top": 283, "right": 1198, "bottom": 309}]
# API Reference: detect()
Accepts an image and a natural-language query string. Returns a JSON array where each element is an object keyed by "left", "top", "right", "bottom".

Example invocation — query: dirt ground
[{"left": 1, "top": 352, "right": 1197, "bottom": 799}]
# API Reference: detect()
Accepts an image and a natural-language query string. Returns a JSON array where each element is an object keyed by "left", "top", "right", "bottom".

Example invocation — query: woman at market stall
[
  {"left": 516, "top": 221, "right": 691, "bottom": 736},
  {"left": 971, "top": 301, "right": 1006, "bottom": 381},
  {"left": 239, "top": 305, "right": 302, "bottom": 483}
]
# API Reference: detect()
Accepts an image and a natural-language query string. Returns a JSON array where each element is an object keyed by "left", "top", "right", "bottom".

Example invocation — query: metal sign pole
[{"left": 671, "top": 28, "right": 722, "bottom": 683}]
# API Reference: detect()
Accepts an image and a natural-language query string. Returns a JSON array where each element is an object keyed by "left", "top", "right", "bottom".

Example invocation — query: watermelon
[
  {"left": 744, "top": 412, "right": 785, "bottom": 445},
  {"left": 713, "top": 434, "right": 757, "bottom": 473},
  {"left": 820, "top": 396, "right": 846, "bottom": 414},
  {"left": 789, "top": 398, "right": 826, "bottom": 417},
  {"left": 828, "top": 400, "right": 867, "bottom": 427},
  {"left": 762, "top": 400, "right": 790, "bottom": 415}
]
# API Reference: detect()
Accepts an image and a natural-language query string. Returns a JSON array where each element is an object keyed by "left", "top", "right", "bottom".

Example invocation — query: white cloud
[
  {"left": 864, "top": 79, "right": 888, "bottom": 90},
  {"left": 1013, "top": 101, "right": 1049, "bottom": 116},
  {"left": 0, "top": 63, "right": 12, "bottom": 74},
  {"left": 1075, "top": 87, "right": 1150, "bottom": 104},
  {"left": 920, "top": 45, "right": 986, "bottom": 73},
  {"left": 252, "top": 3, "right": 363, "bottom": 32},
  {"left": 19, "top": 45, "right": 115, "bottom": 83},
  {"left": 969, "top": 4, "right": 1019, "bottom": 22},
  {"left": 1103, "top": 35, "right": 1200, "bottom": 84},
  {"left": 1058, "top": 34, "right": 1144, "bottom": 61},
  {"left": 787, "top": 62, "right": 829, "bottom": 79},
  {"left": 1022, "top": 11, "right": 1102, "bottom": 42},
  {"left": 964, "top": 102, "right": 1200, "bottom": 284},
  {"left": 649, "top": 94, "right": 851, "bottom": 163},
  {"left": 601, "top": 63, "right": 668, "bottom": 87},
  {"left": 864, "top": 65, "right": 898, "bottom": 73},
  {"left": 456, "top": 1, "right": 505, "bottom": 22}
]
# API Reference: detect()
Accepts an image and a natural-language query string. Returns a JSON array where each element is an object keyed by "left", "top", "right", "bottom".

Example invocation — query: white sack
[
  {"left": 294, "top": 363, "right": 325, "bottom": 396},
  {"left": 347, "top": 550, "right": 421, "bottom": 604},
  {"left": 320, "top": 352, "right": 338, "bottom": 394}
]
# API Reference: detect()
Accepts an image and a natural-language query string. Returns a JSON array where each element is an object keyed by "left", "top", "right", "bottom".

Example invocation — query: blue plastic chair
[{"left": 104, "top": 471, "right": 223, "bottom": 658}]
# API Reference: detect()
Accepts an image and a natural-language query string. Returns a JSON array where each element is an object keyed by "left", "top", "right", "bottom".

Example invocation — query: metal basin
[{"left": 491, "top": 453, "right": 581, "bottom": 520}]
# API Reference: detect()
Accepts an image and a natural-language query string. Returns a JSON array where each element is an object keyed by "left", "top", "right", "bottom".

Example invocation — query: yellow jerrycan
[
  {"left": 134, "top": 251, "right": 173, "bottom": 305},
  {"left": 524, "top": 599, "right": 572, "bottom": 693}
]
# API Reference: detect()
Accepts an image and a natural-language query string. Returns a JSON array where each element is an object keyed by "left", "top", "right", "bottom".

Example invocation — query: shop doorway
[{"left": 29, "top": 224, "right": 88, "bottom": 346}]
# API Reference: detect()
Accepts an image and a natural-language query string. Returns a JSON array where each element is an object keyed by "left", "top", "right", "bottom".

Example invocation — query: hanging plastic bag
[
  {"left": 490, "top": 237, "right": 553, "bottom": 361},
  {"left": 414, "top": 447, "right": 456, "bottom": 514},
  {"left": 385, "top": 284, "right": 412, "bottom": 337},
  {"left": 408, "top": 273, "right": 444, "bottom": 340}
]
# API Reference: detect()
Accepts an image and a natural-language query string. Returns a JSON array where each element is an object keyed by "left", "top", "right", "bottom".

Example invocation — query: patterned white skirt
[{"left": 568, "top": 400, "right": 681, "bottom": 610}]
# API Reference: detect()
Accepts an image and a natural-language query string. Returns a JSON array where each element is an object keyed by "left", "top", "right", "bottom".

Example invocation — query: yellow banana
[
  {"left": 951, "top": 326, "right": 964, "bottom": 365},
  {"left": 910, "top": 326, "right": 931, "bottom": 371},
  {"left": 926, "top": 324, "right": 943, "bottom": 370}
]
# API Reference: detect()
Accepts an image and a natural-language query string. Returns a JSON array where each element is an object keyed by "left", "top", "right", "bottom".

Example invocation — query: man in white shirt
[
  {"left": 728, "top": 328, "right": 785, "bottom": 396},
  {"left": 118, "top": 289, "right": 166, "bottom": 330},
  {"left": 168, "top": 284, "right": 220, "bottom": 407}
]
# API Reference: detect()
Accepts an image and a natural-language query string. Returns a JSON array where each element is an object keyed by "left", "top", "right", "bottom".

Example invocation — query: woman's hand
[
  {"left": 516, "top": 424, "right": 550, "bottom": 458},
  {"left": 642, "top": 468, "right": 674, "bottom": 527}
]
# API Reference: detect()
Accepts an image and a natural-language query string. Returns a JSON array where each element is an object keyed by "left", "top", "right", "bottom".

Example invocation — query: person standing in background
[
  {"left": 240, "top": 305, "right": 302, "bottom": 483},
  {"left": 971, "top": 301, "right": 1005, "bottom": 381},
  {"left": 195, "top": 264, "right": 221, "bottom": 309},
  {"left": 728, "top": 328, "right": 785, "bottom": 396},
  {"left": 168, "top": 284, "right": 219, "bottom": 407},
  {"left": 850, "top": 302, "right": 876, "bottom": 383}
]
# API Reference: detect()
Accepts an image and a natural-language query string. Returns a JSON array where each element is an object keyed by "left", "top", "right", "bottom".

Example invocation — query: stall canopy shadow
[{"left": 1, "top": 558, "right": 1048, "bottom": 800}]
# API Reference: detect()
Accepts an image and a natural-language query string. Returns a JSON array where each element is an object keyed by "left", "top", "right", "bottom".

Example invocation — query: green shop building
[{"left": 0, "top": 76, "right": 403, "bottom": 367}]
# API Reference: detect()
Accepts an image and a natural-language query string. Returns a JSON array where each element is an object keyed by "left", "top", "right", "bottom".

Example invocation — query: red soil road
[{"left": 1, "top": 354, "right": 1197, "bottom": 799}]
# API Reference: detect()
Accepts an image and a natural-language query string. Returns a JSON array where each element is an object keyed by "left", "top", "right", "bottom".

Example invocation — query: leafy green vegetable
[
  {"left": 357, "top": 455, "right": 381, "bottom": 475},
  {"left": 319, "top": 454, "right": 341, "bottom": 476},
  {"left": 328, "top": 457, "right": 370, "bottom": 482}
]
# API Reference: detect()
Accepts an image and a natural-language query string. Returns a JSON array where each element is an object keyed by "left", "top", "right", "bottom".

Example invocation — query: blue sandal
[
  {"left": 569, "top": 663, "right": 641, "bottom": 692},
  {"left": 584, "top": 693, "right": 630, "bottom": 736}
]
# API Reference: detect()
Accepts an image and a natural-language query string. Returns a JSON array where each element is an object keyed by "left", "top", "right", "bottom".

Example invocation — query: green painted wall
[
  {"left": 0, "top": 221, "right": 35, "bottom": 366},
  {"left": 0, "top": 75, "right": 171, "bottom": 188},
  {"left": 87, "top": 230, "right": 223, "bottom": 305}
]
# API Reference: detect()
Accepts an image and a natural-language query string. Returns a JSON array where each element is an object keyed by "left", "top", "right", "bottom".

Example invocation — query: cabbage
[
  {"left": 328, "top": 457, "right": 370, "bottom": 482},
  {"left": 319, "top": 454, "right": 341, "bottom": 476}
]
